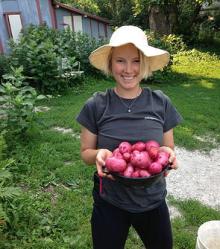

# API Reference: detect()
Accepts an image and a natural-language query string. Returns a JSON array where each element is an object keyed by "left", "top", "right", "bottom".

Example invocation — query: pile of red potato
[{"left": 105, "top": 140, "right": 170, "bottom": 178}]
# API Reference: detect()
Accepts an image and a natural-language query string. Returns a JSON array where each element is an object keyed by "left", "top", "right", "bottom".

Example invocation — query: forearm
[
  {"left": 162, "top": 129, "right": 175, "bottom": 149},
  {"left": 81, "top": 148, "right": 99, "bottom": 165}
]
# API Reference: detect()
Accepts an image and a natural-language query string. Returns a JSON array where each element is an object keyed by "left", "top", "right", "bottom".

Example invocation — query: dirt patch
[{"left": 53, "top": 126, "right": 80, "bottom": 138}]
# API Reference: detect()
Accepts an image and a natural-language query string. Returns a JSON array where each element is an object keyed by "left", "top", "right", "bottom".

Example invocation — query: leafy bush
[
  {"left": 214, "top": 31, "right": 220, "bottom": 45},
  {"left": 0, "top": 66, "right": 45, "bottom": 137},
  {"left": 0, "top": 134, "right": 20, "bottom": 231},
  {"left": 56, "top": 28, "right": 106, "bottom": 76},
  {"left": 0, "top": 55, "right": 10, "bottom": 80},
  {"left": 144, "top": 31, "right": 187, "bottom": 83},
  {"left": 174, "top": 48, "right": 219, "bottom": 64},
  {"left": 146, "top": 31, "right": 187, "bottom": 55},
  {"left": 198, "top": 20, "right": 215, "bottom": 44},
  {"left": 161, "top": 34, "right": 187, "bottom": 54},
  {"left": 8, "top": 25, "right": 105, "bottom": 93},
  {"left": 9, "top": 26, "right": 82, "bottom": 93}
]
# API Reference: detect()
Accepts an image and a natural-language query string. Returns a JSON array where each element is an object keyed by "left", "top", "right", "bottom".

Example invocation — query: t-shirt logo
[{"left": 144, "top": 116, "right": 160, "bottom": 122}]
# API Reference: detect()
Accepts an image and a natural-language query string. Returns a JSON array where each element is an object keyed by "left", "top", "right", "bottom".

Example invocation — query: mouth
[{"left": 121, "top": 76, "right": 136, "bottom": 81}]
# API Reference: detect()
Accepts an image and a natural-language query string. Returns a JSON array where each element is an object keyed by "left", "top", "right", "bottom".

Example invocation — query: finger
[
  {"left": 170, "top": 157, "right": 178, "bottom": 170},
  {"left": 164, "top": 170, "right": 169, "bottom": 177},
  {"left": 96, "top": 162, "right": 106, "bottom": 177},
  {"left": 96, "top": 157, "right": 106, "bottom": 166},
  {"left": 106, "top": 174, "right": 115, "bottom": 181},
  {"left": 160, "top": 146, "right": 172, "bottom": 153},
  {"left": 168, "top": 151, "right": 175, "bottom": 162},
  {"left": 97, "top": 168, "right": 106, "bottom": 177}
]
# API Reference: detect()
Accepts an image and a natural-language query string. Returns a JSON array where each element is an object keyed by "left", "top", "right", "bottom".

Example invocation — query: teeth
[{"left": 123, "top": 76, "right": 133, "bottom": 80}]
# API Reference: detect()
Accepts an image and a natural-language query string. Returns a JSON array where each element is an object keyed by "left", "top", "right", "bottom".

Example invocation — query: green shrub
[
  {"left": 0, "top": 55, "right": 10, "bottom": 80},
  {"left": 8, "top": 25, "right": 105, "bottom": 93},
  {"left": 9, "top": 25, "right": 82, "bottom": 93},
  {"left": 198, "top": 20, "right": 215, "bottom": 44},
  {"left": 56, "top": 28, "right": 106, "bottom": 76},
  {"left": 0, "top": 66, "right": 45, "bottom": 138},
  {"left": 144, "top": 31, "right": 187, "bottom": 83},
  {"left": 146, "top": 31, "right": 187, "bottom": 55},
  {"left": 214, "top": 31, "right": 220, "bottom": 45},
  {"left": 175, "top": 49, "right": 219, "bottom": 64},
  {"left": 161, "top": 34, "right": 187, "bottom": 54}
]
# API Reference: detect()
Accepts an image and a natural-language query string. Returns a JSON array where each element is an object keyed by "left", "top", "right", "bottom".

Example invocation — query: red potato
[
  {"left": 156, "top": 151, "right": 169, "bottom": 167},
  {"left": 123, "top": 152, "right": 131, "bottom": 162},
  {"left": 131, "top": 169, "right": 140, "bottom": 178},
  {"left": 148, "top": 162, "right": 162, "bottom": 174},
  {"left": 119, "top": 141, "right": 132, "bottom": 154},
  {"left": 132, "top": 150, "right": 140, "bottom": 156},
  {"left": 145, "top": 140, "right": 160, "bottom": 152},
  {"left": 131, "top": 141, "right": 146, "bottom": 152},
  {"left": 148, "top": 146, "right": 159, "bottom": 160},
  {"left": 130, "top": 151, "right": 151, "bottom": 169},
  {"left": 123, "top": 163, "right": 134, "bottom": 177},
  {"left": 112, "top": 148, "right": 123, "bottom": 159},
  {"left": 105, "top": 157, "right": 127, "bottom": 172},
  {"left": 139, "top": 169, "right": 151, "bottom": 177}
]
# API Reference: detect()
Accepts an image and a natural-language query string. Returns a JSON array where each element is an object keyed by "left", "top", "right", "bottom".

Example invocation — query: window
[
  {"left": 4, "top": 13, "right": 23, "bottom": 41},
  {"left": 63, "top": 16, "right": 73, "bottom": 31},
  {"left": 73, "top": 15, "right": 83, "bottom": 32}
]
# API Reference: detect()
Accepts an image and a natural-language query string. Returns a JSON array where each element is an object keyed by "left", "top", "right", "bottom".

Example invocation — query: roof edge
[{"left": 52, "top": 0, "right": 110, "bottom": 24}]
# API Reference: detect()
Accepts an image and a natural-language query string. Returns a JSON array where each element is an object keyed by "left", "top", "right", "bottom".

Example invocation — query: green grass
[
  {"left": 147, "top": 50, "right": 220, "bottom": 151},
  {"left": 1, "top": 49, "right": 220, "bottom": 248}
]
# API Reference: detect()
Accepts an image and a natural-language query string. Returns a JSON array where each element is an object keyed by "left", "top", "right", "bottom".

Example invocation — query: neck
[{"left": 114, "top": 86, "right": 142, "bottom": 99}]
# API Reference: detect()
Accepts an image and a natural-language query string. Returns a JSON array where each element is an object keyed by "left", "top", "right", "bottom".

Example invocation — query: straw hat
[{"left": 89, "top": 25, "right": 170, "bottom": 74}]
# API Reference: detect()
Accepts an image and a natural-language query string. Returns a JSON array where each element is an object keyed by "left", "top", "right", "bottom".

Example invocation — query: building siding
[
  {"left": 0, "top": 0, "right": 111, "bottom": 54},
  {"left": 39, "top": 0, "right": 52, "bottom": 27},
  {"left": 91, "top": 19, "right": 98, "bottom": 39},
  {"left": 56, "top": 8, "right": 71, "bottom": 30},
  {"left": 0, "top": 1, "right": 10, "bottom": 52},
  {"left": 17, "top": 0, "right": 39, "bottom": 26},
  {"left": 1, "top": 0, "right": 19, "bottom": 12}
]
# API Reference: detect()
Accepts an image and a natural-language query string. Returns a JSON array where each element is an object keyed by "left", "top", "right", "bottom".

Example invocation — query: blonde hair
[{"left": 102, "top": 46, "right": 152, "bottom": 79}]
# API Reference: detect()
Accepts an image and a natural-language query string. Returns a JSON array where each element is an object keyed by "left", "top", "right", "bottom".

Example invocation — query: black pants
[{"left": 91, "top": 191, "right": 173, "bottom": 249}]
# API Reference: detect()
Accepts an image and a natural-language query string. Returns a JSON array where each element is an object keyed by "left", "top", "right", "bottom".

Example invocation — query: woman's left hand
[{"left": 159, "top": 146, "right": 178, "bottom": 175}]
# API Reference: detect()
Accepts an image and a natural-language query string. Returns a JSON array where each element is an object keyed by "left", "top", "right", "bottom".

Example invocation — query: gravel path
[{"left": 166, "top": 147, "right": 220, "bottom": 210}]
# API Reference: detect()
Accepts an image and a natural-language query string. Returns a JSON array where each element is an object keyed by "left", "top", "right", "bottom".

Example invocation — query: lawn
[{"left": 1, "top": 48, "right": 220, "bottom": 249}]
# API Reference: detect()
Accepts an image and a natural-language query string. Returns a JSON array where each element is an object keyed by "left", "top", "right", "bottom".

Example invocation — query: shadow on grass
[
  {"left": 144, "top": 70, "right": 220, "bottom": 90},
  {"left": 190, "top": 44, "right": 220, "bottom": 57}
]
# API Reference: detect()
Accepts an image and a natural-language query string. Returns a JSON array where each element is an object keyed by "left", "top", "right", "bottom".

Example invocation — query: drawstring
[{"left": 99, "top": 176, "right": 103, "bottom": 194}]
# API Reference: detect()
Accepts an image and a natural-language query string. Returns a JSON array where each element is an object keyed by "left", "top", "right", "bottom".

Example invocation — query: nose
[{"left": 125, "top": 62, "right": 132, "bottom": 73}]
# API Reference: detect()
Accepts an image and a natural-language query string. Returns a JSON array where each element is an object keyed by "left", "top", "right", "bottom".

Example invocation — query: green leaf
[
  {"left": 0, "top": 204, "right": 7, "bottom": 220},
  {"left": 36, "top": 95, "right": 46, "bottom": 100},
  {"left": 0, "top": 170, "right": 11, "bottom": 180},
  {"left": 0, "top": 186, "right": 21, "bottom": 199}
]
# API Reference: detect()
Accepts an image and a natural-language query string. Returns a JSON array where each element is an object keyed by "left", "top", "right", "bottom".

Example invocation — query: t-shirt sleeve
[
  {"left": 163, "top": 93, "right": 183, "bottom": 132},
  {"left": 76, "top": 96, "right": 98, "bottom": 135}
]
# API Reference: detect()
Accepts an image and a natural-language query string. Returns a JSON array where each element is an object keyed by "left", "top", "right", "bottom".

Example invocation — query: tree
[
  {"left": 58, "top": 0, "right": 215, "bottom": 39},
  {"left": 59, "top": 0, "right": 139, "bottom": 27},
  {"left": 58, "top": 0, "right": 99, "bottom": 14},
  {"left": 133, "top": 0, "right": 214, "bottom": 35},
  {"left": 94, "top": 0, "right": 136, "bottom": 26}
]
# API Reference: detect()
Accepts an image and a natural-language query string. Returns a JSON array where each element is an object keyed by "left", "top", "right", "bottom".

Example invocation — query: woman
[{"left": 76, "top": 26, "right": 182, "bottom": 249}]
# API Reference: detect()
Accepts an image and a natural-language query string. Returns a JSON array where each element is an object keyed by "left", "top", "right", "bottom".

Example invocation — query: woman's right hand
[{"left": 96, "top": 149, "right": 113, "bottom": 178}]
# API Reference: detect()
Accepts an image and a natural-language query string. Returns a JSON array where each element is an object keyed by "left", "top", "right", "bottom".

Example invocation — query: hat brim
[{"left": 89, "top": 43, "right": 170, "bottom": 73}]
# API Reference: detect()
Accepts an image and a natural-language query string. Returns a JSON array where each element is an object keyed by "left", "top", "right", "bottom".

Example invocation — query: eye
[
  {"left": 133, "top": 59, "right": 140, "bottom": 63},
  {"left": 116, "top": 59, "right": 124, "bottom": 63}
]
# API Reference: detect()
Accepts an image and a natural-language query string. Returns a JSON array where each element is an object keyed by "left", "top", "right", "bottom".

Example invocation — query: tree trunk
[{"left": 149, "top": 4, "right": 178, "bottom": 35}]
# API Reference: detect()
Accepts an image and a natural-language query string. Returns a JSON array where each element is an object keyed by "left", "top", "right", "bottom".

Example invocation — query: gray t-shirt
[{"left": 76, "top": 88, "right": 183, "bottom": 213}]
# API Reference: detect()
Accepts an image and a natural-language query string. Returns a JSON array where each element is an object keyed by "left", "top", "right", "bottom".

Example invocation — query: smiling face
[{"left": 111, "top": 43, "right": 142, "bottom": 92}]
